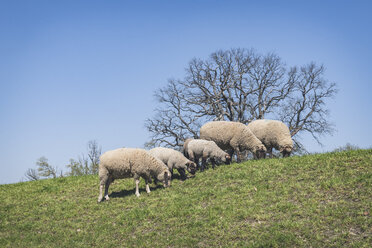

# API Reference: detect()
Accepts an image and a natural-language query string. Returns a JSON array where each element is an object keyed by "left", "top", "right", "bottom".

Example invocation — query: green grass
[{"left": 1, "top": 149, "right": 371, "bottom": 247}]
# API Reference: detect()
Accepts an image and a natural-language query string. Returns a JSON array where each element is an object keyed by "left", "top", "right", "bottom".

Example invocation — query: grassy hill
[{"left": 1, "top": 150, "right": 371, "bottom": 247}]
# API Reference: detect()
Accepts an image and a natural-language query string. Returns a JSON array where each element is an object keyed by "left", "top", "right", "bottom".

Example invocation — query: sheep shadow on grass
[
  {"left": 109, "top": 184, "right": 164, "bottom": 199},
  {"left": 171, "top": 173, "right": 187, "bottom": 181},
  {"left": 108, "top": 173, "right": 193, "bottom": 199},
  {"left": 107, "top": 171, "right": 194, "bottom": 200}
]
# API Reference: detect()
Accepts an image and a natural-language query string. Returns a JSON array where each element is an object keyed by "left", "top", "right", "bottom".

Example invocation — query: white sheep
[
  {"left": 98, "top": 148, "right": 171, "bottom": 202},
  {"left": 247, "top": 119, "right": 293, "bottom": 158},
  {"left": 200, "top": 121, "right": 267, "bottom": 161},
  {"left": 185, "top": 139, "right": 231, "bottom": 171},
  {"left": 148, "top": 147, "right": 197, "bottom": 180}
]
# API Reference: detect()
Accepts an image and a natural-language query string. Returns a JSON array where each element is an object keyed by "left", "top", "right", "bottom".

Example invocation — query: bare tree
[
  {"left": 145, "top": 48, "right": 337, "bottom": 151},
  {"left": 279, "top": 63, "right": 338, "bottom": 144},
  {"left": 145, "top": 79, "right": 204, "bottom": 148},
  {"left": 25, "top": 168, "right": 39, "bottom": 181}
]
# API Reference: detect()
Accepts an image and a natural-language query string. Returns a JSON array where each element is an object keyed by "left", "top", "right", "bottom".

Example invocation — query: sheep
[
  {"left": 185, "top": 139, "right": 231, "bottom": 171},
  {"left": 98, "top": 148, "right": 171, "bottom": 202},
  {"left": 200, "top": 121, "right": 267, "bottom": 162},
  {"left": 148, "top": 147, "right": 197, "bottom": 180},
  {"left": 247, "top": 119, "right": 293, "bottom": 158}
]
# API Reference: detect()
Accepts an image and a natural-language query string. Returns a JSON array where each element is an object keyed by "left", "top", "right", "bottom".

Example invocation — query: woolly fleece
[
  {"left": 149, "top": 147, "right": 197, "bottom": 178},
  {"left": 200, "top": 121, "right": 266, "bottom": 160},
  {"left": 98, "top": 148, "right": 170, "bottom": 202},
  {"left": 186, "top": 139, "right": 231, "bottom": 170},
  {"left": 248, "top": 119, "right": 293, "bottom": 157}
]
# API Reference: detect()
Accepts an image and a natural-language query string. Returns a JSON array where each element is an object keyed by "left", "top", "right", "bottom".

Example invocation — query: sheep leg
[
  {"left": 234, "top": 147, "right": 241, "bottom": 163},
  {"left": 194, "top": 155, "right": 201, "bottom": 170},
  {"left": 134, "top": 177, "right": 140, "bottom": 197},
  {"left": 210, "top": 158, "right": 216, "bottom": 169},
  {"left": 201, "top": 157, "right": 207, "bottom": 171},
  {"left": 98, "top": 169, "right": 109, "bottom": 202},
  {"left": 98, "top": 183, "right": 104, "bottom": 202},
  {"left": 202, "top": 151, "right": 210, "bottom": 170},
  {"left": 104, "top": 178, "right": 111, "bottom": 201},
  {"left": 228, "top": 149, "right": 234, "bottom": 159},
  {"left": 145, "top": 178, "right": 151, "bottom": 194},
  {"left": 177, "top": 168, "right": 187, "bottom": 180},
  {"left": 189, "top": 151, "right": 202, "bottom": 171}
]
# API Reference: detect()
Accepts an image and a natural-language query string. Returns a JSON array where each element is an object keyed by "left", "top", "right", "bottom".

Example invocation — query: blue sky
[{"left": 1, "top": 0, "right": 371, "bottom": 184}]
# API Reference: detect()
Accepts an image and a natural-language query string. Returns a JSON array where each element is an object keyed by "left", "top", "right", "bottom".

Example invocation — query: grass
[{"left": 0, "top": 149, "right": 371, "bottom": 247}]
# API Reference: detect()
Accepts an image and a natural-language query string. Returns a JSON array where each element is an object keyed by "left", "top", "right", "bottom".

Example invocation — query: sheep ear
[{"left": 164, "top": 171, "right": 169, "bottom": 187}]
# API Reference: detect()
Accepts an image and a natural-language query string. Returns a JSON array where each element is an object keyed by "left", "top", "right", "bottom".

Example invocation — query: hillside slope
[{"left": 1, "top": 150, "right": 371, "bottom": 247}]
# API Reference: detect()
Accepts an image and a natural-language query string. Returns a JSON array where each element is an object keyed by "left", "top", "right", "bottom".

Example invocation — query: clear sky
[{"left": 1, "top": 0, "right": 371, "bottom": 184}]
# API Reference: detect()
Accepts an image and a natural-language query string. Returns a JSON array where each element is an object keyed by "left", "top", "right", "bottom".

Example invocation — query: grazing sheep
[
  {"left": 185, "top": 139, "right": 231, "bottom": 171},
  {"left": 98, "top": 148, "right": 171, "bottom": 202},
  {"left": 247, "top": 119, "right": 293, "bottom": 158},
  {"left": 149, "top": 147, "right": 197, "bottom": 180},
  {"left": 200, "top": 121, "right": 267, "bottom": 162}
]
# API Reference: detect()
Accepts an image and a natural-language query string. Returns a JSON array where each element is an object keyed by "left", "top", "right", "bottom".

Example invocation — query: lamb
[
  {"left": 98, "top": 148, "right": 171, "bottom": 202},
  {"left": 148, "top": 147, "right": 197, "bottom": 180},
  {"left": 200, "top": 121, "right": 267, "bottom": 161},
  {"left": 185, "top": 139, "right": 231, "bottom": 171},
  {"left": 247, "top": 119, "right": 293, "bottom": 158}
]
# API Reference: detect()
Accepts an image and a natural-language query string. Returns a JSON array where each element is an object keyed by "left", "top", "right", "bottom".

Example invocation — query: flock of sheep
[{"left": 97, "top": 119, "right": 294, "bottom": 202}]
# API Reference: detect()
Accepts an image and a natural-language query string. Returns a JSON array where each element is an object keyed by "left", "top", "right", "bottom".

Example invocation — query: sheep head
[
  {"left": 280, "top": 145, "right": 293, "bottom": 157},
  {"left": 223, "top": 153, "right": 231, "bottom": 164},
  {"left": 186, "top": 161, "right": 197, "bottom": 175},
  {"left": 157, "top": 170, "right": 171, "bottom": 187},
  {"left": 253, "top": 145, "right": 267, "bottom": 159}
]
